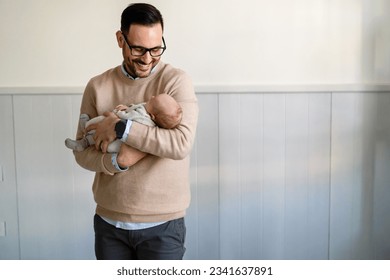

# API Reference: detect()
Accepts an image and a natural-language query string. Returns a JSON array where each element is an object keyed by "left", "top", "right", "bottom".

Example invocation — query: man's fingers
[
  {"left": 95, "top": 140, "right": 101, "bottom": 151},
  {"left": 85, "top": 123, "right": 97, "bottom": 133},
  {"left": 101, "top": 141, "right": 109, "bottom": 153},
  {"left": 87, "top": 111, "right": 118, "bottom": 152},
  {"left": 94, "top": 139, "right": 108, "bottom": 153}
]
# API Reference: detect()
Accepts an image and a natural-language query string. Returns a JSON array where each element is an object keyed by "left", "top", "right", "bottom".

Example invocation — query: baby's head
[{"left": 145, "top": 94, "right": 183, "bottom": 129}]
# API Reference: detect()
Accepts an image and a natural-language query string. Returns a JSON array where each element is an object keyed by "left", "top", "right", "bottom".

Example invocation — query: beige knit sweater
[{"left": 74, "top": 62, "right": 198, "bottom": 223}]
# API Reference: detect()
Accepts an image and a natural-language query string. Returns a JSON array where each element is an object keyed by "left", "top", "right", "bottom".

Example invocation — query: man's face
[{"left": 117, "top": 23, "right": 164, "bottom": 78}]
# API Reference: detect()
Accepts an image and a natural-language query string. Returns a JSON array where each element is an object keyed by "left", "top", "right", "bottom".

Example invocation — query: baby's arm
[{"left": 117, "top": 144, "right": 147, "bottom": 167}]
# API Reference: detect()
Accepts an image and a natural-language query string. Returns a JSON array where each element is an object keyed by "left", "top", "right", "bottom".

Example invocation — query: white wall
[{"left": 0, "top": 0, "right": 390, "bottom": 88}]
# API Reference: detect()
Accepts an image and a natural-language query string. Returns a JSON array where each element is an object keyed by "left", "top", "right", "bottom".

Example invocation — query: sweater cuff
[
  {"left": 111, "top": 153, "right": 129, "bottom": 172},
  {"left": 121, "top": 119, "right": 133, "bottom": 142},
  {"left": 100, "top": 153, "right": 119, "bottom": 175}
]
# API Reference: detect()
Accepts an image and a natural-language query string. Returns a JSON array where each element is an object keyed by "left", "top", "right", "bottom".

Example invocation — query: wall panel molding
[{"left": 1, "top": 84, "right": 390, "bottom": 95}]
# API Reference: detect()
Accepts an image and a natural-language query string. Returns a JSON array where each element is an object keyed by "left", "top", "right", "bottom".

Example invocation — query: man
[{"left": 73, "top": 3, "right": 198, "bottom": 260}]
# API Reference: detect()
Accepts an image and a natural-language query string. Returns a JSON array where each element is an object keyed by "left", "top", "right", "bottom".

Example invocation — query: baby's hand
[{"left": 115, "top": 104, "right": 128, "bottom": 111}]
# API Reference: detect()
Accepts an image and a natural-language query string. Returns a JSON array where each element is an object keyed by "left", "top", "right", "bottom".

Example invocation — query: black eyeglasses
[{"left": 122, "top": 33, "right": 166, "bottom": 57}]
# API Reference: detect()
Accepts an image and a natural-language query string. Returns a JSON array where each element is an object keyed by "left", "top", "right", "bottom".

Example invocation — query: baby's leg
[
  {"left": 82, "top": 115, "right": 106, "bottom": 148},
  {"left": 79, "top": 114, "right": 90, "bottom": 130},
  {"left": 65, "top": 115, "right": 105, "bottom": 151},
  {"left": 65, "top": 134, "right": 96, "bottom": 152},
  {"left": 85, "top": 134, "right": 95, "bottom": 146},
  {"left": 65, "top": 114, "right": 91, "bottom": 151},
  {"left": 107, "top": 140, "right": 122, "bottom": 153},
  {"left": 85, "top": 115, "right": 105, "bottom": 127}
]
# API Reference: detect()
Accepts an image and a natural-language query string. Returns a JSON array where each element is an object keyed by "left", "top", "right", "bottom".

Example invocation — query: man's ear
[{"left": 116, "top": 31, "right": 124, "bottom": 48}]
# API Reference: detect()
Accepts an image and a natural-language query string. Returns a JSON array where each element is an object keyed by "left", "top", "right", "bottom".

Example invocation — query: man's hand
[
  {"left": 115, "top": 104, "right": 128, "bottom": 111},
  {"left": 86, "top": 111, "right": 120, "bottom": 153}
]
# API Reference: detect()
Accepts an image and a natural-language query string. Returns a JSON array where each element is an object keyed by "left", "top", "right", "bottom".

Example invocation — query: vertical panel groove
[
  {"left": 10, "top": 95, "right": 21, "bottom": 259},
  {"left": 327, "top": 92, "right": 333, "bottom": 260},
  {"left": 238, "top": 94, "right": 242, "bottom": 260},
  {"left": 283, "top": 94, "right": 286, "bottom": 258},
  {"left": 217, "top": 92, "right": 221, "bottom": 260}
]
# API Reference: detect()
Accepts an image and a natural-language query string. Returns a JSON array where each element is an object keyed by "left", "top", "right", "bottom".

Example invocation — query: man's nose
[{"left": 140, "top": 51, "right": 153, "bottom": 63}]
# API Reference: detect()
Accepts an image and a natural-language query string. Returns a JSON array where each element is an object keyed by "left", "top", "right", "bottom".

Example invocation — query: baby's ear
[{"left": 150, "top": 113, "right": 156, "bottom": 120}]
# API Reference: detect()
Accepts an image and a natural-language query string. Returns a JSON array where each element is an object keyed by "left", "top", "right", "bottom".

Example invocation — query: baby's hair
[
  {"left": 154, "top": 105, "right": 183, "bottom": 129},
  {"left": 151, "top": 94, "right": 183, "bottom": 129}
]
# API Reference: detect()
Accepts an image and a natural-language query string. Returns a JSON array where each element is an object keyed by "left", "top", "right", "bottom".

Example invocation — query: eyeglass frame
[{"left": 121, "top": 32, "right": 166, "bottom": 57}]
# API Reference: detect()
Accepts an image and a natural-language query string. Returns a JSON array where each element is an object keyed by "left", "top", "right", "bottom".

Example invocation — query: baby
[{"left": 65, "top": 94, "right": 182, "bottom": 153}]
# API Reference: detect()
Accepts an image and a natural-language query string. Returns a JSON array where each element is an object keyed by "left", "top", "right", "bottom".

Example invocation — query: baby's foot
[{"left": 65, "top": 138, "right": 88, "bottom": 152}]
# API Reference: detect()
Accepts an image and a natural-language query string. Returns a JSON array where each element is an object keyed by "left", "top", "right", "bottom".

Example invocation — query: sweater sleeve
[
  {"left": 124, "top": 72, "right": 199, "bottom": 160},
  {"left": 73, "top": 79, "right": 121, "bottom": 175}
]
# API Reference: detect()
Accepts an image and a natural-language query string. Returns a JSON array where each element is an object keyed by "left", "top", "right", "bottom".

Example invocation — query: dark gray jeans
[{"left": 94, "top": 214, "right": 186, "bottom": 260}]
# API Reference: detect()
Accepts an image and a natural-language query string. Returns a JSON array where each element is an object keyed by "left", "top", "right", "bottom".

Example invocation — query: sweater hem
[{"left": 95, "top": 205, "right": 186, "bottom": 223}]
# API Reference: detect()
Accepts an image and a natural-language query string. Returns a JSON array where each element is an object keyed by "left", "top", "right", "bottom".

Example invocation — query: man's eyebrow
[
  {"left": 130, "top": 44, "right": 163, "bottom": 49},
  {"left": 133, "top": 45, "right": 162, "bottom": 49},
  {"left": 126, "top": 39, "right": 163, "bottom": 49}
]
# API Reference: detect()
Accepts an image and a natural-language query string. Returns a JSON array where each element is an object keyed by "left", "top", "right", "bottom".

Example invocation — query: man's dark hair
[{"left": 121, "top": 3, "right": 164, "bottom": 34}]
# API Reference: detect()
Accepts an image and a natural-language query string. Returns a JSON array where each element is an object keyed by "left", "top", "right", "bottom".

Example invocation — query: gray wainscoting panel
[
  {"left": 329, "top": 92, "right": 389, "bottom": 259},
  {"left": 1, "top": 91, "right": 390, "bottom": 260},
  {"left": 13, "top": 95, "right": 95, "bottom": 259},
  {"left": 0, "top": 95, "right": 20, "bottom": 259},
  {"left": 372, "top": 93, "right": 390, "bottom": 259},
  {"left": 216, "top": 93, "right": 331, "bottom": 259},
  {"left": 187, "top": 93, "right": 220, "bottom": 260}
]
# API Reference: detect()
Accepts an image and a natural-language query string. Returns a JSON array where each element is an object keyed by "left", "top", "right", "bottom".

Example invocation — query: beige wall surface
[{"left": 0, "top": 0, "right": 389, "bottom": 88}]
